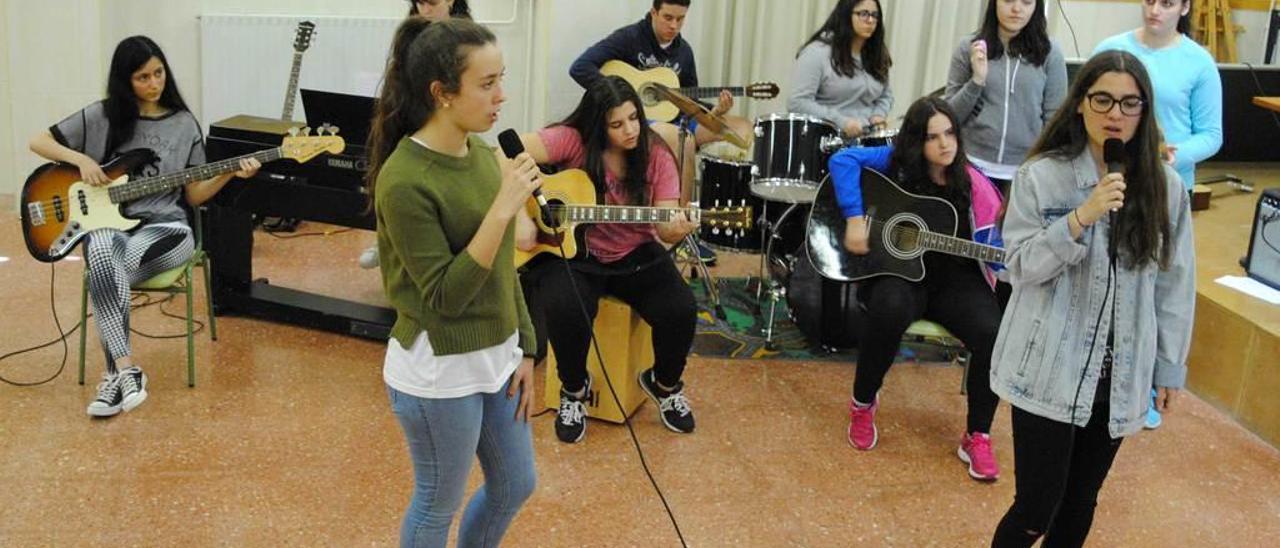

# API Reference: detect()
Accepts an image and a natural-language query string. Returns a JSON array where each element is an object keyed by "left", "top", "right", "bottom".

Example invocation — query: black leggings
[
  {"left": 854, "top": 259, "right": 1001, "bottom": 434},
  {"left": 524, "top": 243, "right": 696, "bottom": 392},
  {"left": 992, "top": 399, "right": 1124, "bottom": 547}
]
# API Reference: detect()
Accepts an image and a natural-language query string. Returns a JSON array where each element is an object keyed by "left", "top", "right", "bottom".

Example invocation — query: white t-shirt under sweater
[{"left": 383, "top": 330, "right": 522, "bottom": 399}]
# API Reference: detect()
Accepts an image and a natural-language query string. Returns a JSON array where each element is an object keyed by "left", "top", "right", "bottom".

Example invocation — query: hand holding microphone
[
  {"left": 1078, "top": 139, "right": 1127, "bottom": 226},
  {"left": 496, "top": 129, "right": 553, "bottom": 225}
]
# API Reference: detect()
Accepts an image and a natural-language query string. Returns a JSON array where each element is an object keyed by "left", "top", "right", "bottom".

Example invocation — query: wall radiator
[{"left": 198, "top": 3, "right": 533, "bottom": 142}]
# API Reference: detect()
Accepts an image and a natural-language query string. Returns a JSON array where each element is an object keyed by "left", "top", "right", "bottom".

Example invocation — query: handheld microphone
[
  {"left": 497, "top": 129, "right": 555, "bottom": 227},
  {"left": 1103, "top": 138, "right": 1125, "bottom": 262}
]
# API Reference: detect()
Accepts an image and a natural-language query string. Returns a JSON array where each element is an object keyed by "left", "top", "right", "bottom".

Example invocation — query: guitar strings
[{"left": 25, "top": 150, "right": 282, "bottom": 218}]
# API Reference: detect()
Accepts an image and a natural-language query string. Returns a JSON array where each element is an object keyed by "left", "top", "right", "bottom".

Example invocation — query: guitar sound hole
[
  {"left": 889, "top": 225, "right": 920, "bottom": 253},
  {"left": 639, "top": 85, "right": 661, "bottom": 106}
]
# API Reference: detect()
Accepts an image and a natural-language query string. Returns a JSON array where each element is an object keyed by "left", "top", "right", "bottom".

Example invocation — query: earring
[{"left": 443, "top": 102, "right": 451, "bottom": 109}]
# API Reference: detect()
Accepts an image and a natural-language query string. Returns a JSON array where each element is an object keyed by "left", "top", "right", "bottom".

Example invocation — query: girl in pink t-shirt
[{"left": 515, "top": 76, "right": 699, "bottom": 443}]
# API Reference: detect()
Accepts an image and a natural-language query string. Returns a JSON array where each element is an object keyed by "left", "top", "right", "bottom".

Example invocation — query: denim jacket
[{"left": 990, "top": 150, "right": 1196, "bottom": 438}]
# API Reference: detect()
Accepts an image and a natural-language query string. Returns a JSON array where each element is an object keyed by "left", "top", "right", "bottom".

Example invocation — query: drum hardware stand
[
  {"left": 671, "top": 110, "right": 727, "bottom": 320},
  {"left": 756, "top": 200, "right": 803, "bottom": 350}
]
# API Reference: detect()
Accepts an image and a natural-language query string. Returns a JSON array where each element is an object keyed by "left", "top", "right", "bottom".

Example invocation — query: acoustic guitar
[
  {"left": 600, "top": 60, "right": 779, "bottom": 122},
  {"left": 516, "top": 169, "right": 752, "bottom": 267},
  {"left": 805, "top": 168, "right": 1005, "bottom": 282}
]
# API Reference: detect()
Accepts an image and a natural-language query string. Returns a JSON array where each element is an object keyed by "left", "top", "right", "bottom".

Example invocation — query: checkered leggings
[{"left": 84, "top": 223, "right": 194, "bottom": 372}]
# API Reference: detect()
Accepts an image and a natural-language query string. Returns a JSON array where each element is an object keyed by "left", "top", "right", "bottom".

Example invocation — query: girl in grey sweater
[
  {"left": 945, "top": 0, "right": 1067, "bottom": 192},
  {"left": 787, "top": 0, "right": 893, "bottom": 138}
]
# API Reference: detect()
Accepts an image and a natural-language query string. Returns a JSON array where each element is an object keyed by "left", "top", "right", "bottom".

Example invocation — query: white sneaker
[
  {"left": 118, "top": 366, "right": 148, "bottom": 412},
  {"left": 358, "top": 246, "right": 379, "bottom": 270},
  {"left": 87, "top": 373, "right": 123, "bottom": 417}
]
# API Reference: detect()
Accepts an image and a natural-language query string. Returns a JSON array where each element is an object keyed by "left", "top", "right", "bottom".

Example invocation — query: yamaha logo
[{"left": 326, "top": 157, "right": 367, "bottom": 171}]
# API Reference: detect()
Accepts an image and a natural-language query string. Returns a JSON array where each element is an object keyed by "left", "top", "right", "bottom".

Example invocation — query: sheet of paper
[{"left": 1215, "top": 275, "right": 1280, "bottom": 305}]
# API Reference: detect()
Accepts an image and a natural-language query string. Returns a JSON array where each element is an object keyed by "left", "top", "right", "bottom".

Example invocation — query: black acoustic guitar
[{"left": 805, "top": 168, "right": 1005, "bottom": 282}]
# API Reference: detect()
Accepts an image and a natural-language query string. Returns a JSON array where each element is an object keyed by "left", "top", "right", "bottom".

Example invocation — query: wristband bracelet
[{"left": 1073, "top": 209, "right": 1088, "bottom": 227}]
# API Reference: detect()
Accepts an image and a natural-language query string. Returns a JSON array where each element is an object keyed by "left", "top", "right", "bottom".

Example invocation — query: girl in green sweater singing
[{"left": 365, "top": 18, "right": 541, "bottom": 547}]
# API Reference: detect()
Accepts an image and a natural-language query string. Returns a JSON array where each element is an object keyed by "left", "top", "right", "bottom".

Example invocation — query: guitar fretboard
[
  {"left": 282, "top": 52, "right": 304, "bottom": 121},
  {"left": 680, "top": 86, "right": 746, "bottom": 99},
  {"left": 553, "top": 205, "right": 699, "bottom": 224},
  {"left": 108, "top": 148, "right": 282, "bottom": 204},
  {"left": 917, "top": 230, "right": 1006, "bottom": 263}
]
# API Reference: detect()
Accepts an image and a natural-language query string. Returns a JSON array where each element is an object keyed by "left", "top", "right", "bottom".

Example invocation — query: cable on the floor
[
  {"left": 552, "top": 239, "right": 688, "bottom": 548},
  {"left": 263, "top": 227, "right": 354, "bottom": 239},
  {"left": 1, "top": 264, "right": 206, "bottom": 386}
]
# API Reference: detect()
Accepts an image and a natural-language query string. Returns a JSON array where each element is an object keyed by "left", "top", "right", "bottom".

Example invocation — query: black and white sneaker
[
  {"left": 87, "top": 373, "right": 123, "bottom": 417},
  {"left": 555, "top": 376, "right": 590, "bottom": 444},
  {"left": 117, "top": 366, "right": 148, "bottom": 412},
  {"left": 638, "top": 369, "right": 695, "bottom": 433}
]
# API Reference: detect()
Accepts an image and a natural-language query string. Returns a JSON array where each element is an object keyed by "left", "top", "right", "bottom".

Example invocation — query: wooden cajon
[{"left": 544, "top": 297, "right": 652, "bottom": 423}]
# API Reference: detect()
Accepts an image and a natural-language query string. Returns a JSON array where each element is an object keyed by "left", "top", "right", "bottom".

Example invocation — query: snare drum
[
  {"left": 750, "top": 113, "right": 838, "bottom": 204},
  {"left": 854, "top": 127, "right": 899, "bottom": 148},
  {"left": 698, "top": 152, "right": 763, "bottom": 251}
]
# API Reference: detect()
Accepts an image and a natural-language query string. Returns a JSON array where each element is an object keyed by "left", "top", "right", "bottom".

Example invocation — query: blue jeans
[{"left": 387, "top": 379, "right": 537, "bottom": 548}]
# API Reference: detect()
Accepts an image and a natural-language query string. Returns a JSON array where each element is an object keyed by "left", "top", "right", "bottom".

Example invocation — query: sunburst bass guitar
[{"left": 20, "top": 130, "right": 344, "bottom": 262}]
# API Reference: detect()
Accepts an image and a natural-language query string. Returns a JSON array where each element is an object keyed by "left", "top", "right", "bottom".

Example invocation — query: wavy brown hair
[{"left": 1029, "top": 50, "right": 1172, "bottom": 270}]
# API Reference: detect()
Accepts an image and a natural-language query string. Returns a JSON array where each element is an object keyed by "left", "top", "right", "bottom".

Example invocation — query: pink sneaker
[
  {"left": 847, "top": 397, "right": 879, "bottom": 450},
  {"left": 957, "top": 432, "right": 1000, "bottom": 482}
]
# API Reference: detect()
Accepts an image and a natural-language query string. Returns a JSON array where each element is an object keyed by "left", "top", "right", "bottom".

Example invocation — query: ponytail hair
[
  {"left": 365, "top": 18, "right": 495, "bottom": 200},
  {"left": 1177, "top": 1, "right": 1192, "bottom": 35}
]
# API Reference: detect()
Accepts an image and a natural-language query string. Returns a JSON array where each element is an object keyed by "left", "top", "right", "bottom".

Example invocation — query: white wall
[
  {"left": 3, "top": 0, "right": 1278, "bottom": 200},
  {"left": 0, "top": 0, "right": 12, "bottom": 204},
  {"left": 1052, "top": 1, "right": 1278, "bottom": 62}
]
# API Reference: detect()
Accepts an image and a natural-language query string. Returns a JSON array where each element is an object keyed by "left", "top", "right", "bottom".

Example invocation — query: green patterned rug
[{"left": 689, "top": 277, "right": 964, "bottom": 363}]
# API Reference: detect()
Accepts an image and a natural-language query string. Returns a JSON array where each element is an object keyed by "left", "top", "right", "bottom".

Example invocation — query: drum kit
[{"left": 656, "top": 85, "right": 897, "bottom": 349}]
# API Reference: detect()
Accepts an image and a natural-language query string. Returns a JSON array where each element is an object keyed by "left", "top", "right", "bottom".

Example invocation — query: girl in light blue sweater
[{"left": 1093, "top": 0, "right": 1223, "bottom": 193}]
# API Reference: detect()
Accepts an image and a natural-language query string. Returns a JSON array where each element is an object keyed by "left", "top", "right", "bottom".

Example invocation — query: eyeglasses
[
  {"left": 853, "top": 10, "right": 881, "bottom": 21},
  {"left": 1086, "top": 92, "right": 1145, "bottom": 117}
]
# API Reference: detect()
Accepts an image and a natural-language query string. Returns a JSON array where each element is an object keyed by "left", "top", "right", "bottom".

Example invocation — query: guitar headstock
[
  {"left": 281, "top": 126, "right": 345, "bottom": 163},
  {"left": 745, "top": 82, "right": 780, "bottom": 100},
  {"left": 293, "top": 21, "right": 316, "bottom": 53},
  {"left": 703, "top": 205, "right": 754, "bottom": 233}
]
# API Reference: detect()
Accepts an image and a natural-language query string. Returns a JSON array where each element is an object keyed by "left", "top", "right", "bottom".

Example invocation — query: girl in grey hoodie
[{"left": 945, "top": 0, "right": 1067, "bottom": 194}]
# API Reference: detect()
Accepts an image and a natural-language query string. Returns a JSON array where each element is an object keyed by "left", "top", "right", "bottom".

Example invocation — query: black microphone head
[
  {"left": 1103, "top": 138, "right": 1125, "bottom": 172},
  {"left": 497, "top": 129, "right": 524, "bottom": 159}
]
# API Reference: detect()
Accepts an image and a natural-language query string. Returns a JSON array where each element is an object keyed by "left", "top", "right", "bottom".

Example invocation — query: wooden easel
[{"left": 1193, "top": 0, "right": 1245, "bottom": 62}]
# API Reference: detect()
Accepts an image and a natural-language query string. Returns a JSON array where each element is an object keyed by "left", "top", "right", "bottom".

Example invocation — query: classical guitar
[
  {"left": 600, "top": 60, "right": 779, "bottom": 122},
  {"left": 19, "top": 130, "right": 344, "bottom": 263},
  {"left": 281, "top": 21, "right": 316, "bottom": 122},
  {"left": 516, "top": 169, "right": 752, "bottom": 267},
  {"left": 805, "top": 168, "right": 1005, "bottom": 282}
]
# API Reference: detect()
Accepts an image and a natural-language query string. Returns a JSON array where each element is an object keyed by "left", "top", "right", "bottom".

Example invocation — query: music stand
[{"left": 651, "top": 84, "right": 729, "bottom": 319}]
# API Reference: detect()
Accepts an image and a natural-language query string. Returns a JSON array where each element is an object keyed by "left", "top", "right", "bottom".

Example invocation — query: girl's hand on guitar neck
[
  {"left": 75, "top": 156, "right": 112, "bottom": 187},
  {"left": 712, "top": 90, "right": 734, "bottom": 116},
  {"left": 844, "top": 216, "right": 871, "bottom": 255},
  {"left": 657, "top": 210, "right": 698, "bottom": 244}
]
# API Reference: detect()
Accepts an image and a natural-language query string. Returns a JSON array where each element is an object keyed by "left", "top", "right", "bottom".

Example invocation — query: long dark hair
[
  {"left": 976, "top": 0, "right": 1051, "bottom": 67},
  {"left": 103, "top": 36, "right": 189, "bottom": 154},
  {"left": 1176, "top": 0, "right": 1192, "bottom": 34},
  {"left": 365, "top": 18, "right": 495, "bottom": 196},
  {"left": 1029, "top": 50, "right": 1172, "bottom": 270},
  {"left": 555, "top": 76, "right": 661, "bottom": 206},
  {"left": 406, "top": 0, "right": 472, "bottom": 19},
  {"left": 798, "top": 0, "right": 891, "bottom": 82},
  {"left": 890, "top": 97, "right": 972, "bottom": 212}
]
